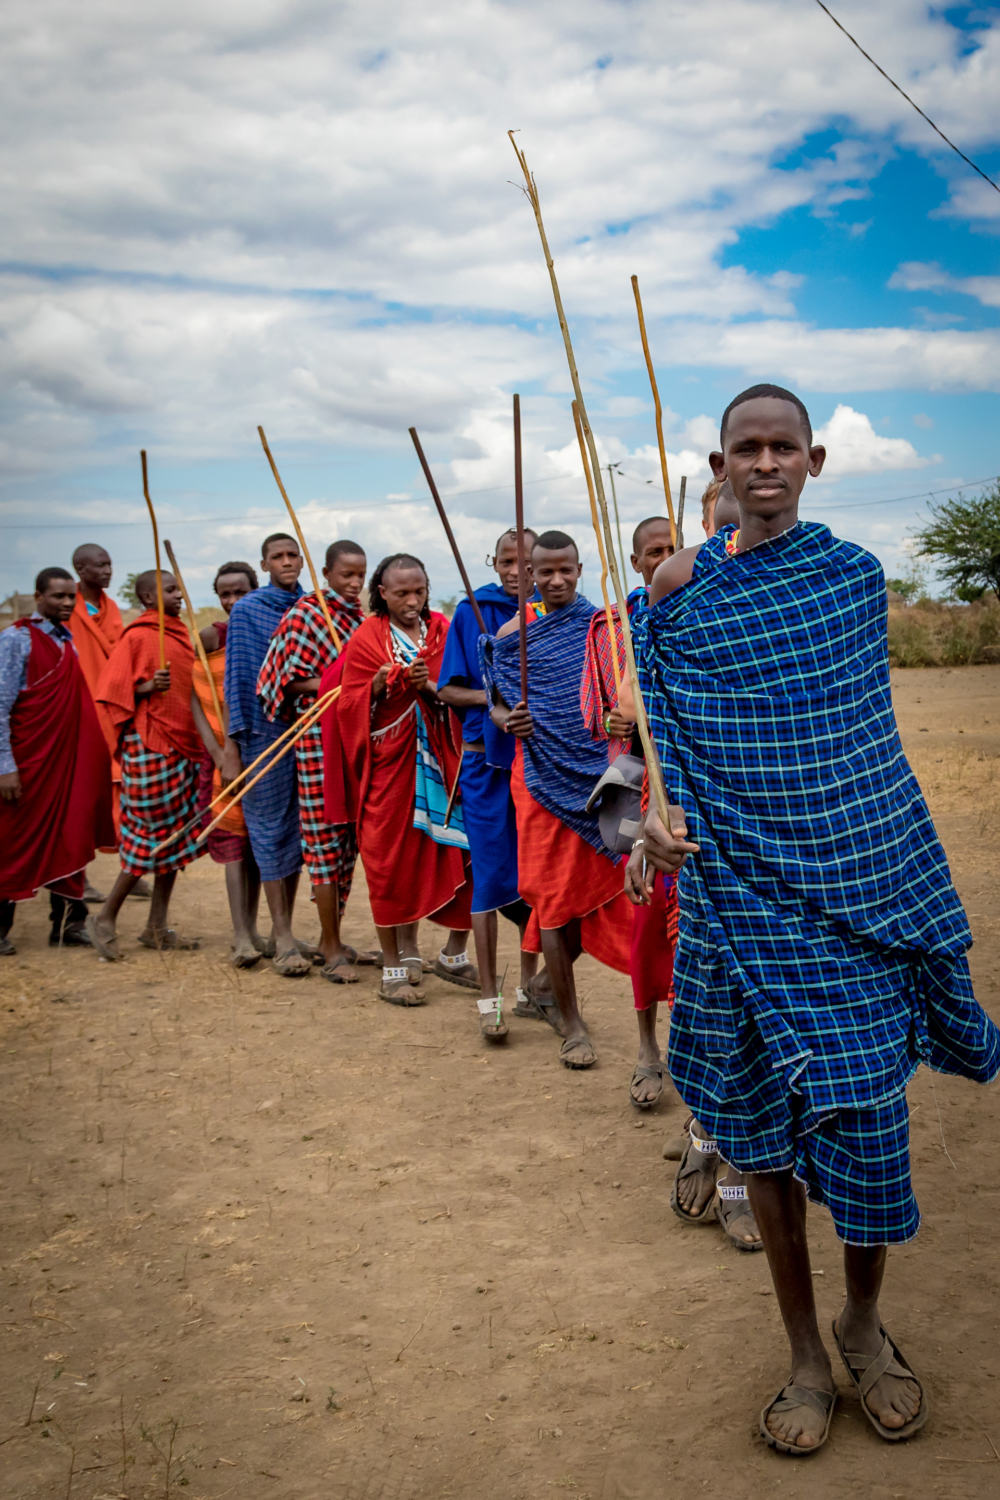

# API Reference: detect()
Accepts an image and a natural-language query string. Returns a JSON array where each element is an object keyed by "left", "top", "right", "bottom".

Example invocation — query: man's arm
[
  {"left": 136, "top": 665, "right": 171, "bottom": 697},
  {"left": 437, "top": 683, "right": 487, "bottom": 710},
  {"left": 0, "top": 628, "right": 32, "bottom": 797},
  {"left": 648, "top": 545, "right": 701, "bottom": 606}
]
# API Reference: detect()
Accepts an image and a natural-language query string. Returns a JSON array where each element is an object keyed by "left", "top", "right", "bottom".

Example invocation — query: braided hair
[{"left": 368, "top": 553, "right": 431, "bottom": 621}]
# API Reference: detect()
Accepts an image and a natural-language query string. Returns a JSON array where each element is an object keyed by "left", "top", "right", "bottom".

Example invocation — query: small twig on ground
[
  {"left": 929, "top": 1078, "right": 958, "bottom": 1170},
  {"left": 363, "top": 1360, "right": 377, "bottom": 1396},
  {"left": 24, "top": 1377, "right": 41, "bottom": 1426},
  {"left": 394, "top": 1296, "right": 440, "bottom": 1362},
  {"left": 539, "top": 1282, "right": 562, "bottom": 1331}
]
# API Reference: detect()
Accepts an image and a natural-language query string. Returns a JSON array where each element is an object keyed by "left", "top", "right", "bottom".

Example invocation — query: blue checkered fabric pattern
[
  {"left": 480, "top": 594, "right": 615, "bottom": 858},
  {"left": 633, "top": 522, "right": 1000, "bottom": 1133},
  {"left": 678, "top": 1017, "right": 920, "bottom": 1244}
]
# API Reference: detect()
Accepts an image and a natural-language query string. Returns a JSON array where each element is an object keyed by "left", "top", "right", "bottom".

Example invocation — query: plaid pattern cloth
[
  {"left": 119, "top": 728, "right": 202, "bottom": 876},
  {"left": 674, "top": 1016, "right": 920, "bottom": 1244},
  {"left": 258, "top": 591, "right": 364, "bottom": 891},
  {"left": 634, "top": 522, "right": 1000, "bottom": 1135},
  {"left": 481, "top": 595, "right": 615, "bottom": 858}
]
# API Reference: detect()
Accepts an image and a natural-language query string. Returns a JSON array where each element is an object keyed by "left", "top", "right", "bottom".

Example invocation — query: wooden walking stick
[
  {"left": 140, "top": 450, "right": 166, "bottom": 670},
  {"left": 606, "top": 462, "right": 627, "bottom": 579},
  {"left": 512, "top": 392, "right": 529, "bottom": 706},
  {"left": 409, "top": 427, "right": 488, "bottom": 635},
  {"left": 677, "top": 475, "right": 687, "bottom": 550},
  {"left": 164, "top": 540, "right": 223, "bottom": 727},
  {"left": 630, "top": 274, "right": 677, "bottom": 550},
  {"left": 573, "top": 401, "right": 621, "bottom": 699},
  {"left": 194, "top": 689, "right": 342, "bottom": 846},
  {"left": 509, "top": 132, "right": 672, "bottom": 829},
  {"left": 257, "top": 425, "right": 342, "bottom": 653},
  {"left": 150, "top": 685, "right": 341, "bottom": 853}
]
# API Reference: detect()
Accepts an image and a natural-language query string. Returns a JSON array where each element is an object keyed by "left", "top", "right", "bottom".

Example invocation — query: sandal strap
[
  {"left": 717, "top": 1183, "right": 748, "bottom": 1201},
  {"left": 438, "top": 949, "right": 470, "bottom": 969},
  {"left": 477, "top": 996, "right": 502, "bottom": 1015},
  {"left": 854, "top": 1336, "right": 911, "bottom": 1398},
  {"left": 689, "top": 1128, "right": 718, "bottom": 1155},
  {"left": 771, "top": 1384, "right": 835, "bottom": 1419},
  {"left": 382, "top": 966, "right": 408, "bottom": 981}
]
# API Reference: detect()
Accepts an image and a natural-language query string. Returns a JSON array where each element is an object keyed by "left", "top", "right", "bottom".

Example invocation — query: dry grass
[{"left": 887, "top": 594, "right": 1000, "bottom": 668}]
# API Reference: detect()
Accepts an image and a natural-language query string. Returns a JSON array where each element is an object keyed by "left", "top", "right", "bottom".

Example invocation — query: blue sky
[{"left": 0, "top": 0, "right": 998, "bottom": 604}]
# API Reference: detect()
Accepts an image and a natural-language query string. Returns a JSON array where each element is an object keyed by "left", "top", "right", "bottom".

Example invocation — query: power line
[
  {"left": 614, "top": 468, "right": 998, "bottom": 511},
  {"left": 814, "top": 0, "right": 1000, "bottom": 196}
]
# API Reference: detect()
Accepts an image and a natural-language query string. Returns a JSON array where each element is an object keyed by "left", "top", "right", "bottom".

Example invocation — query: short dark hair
[
  {"left": 631, "top": 516, "right": 672, "bottom": 553},
  {"left": 135, "top": 568, "right": 168, "bottom": 600},
  {"left": 261, "top": 531, "right": 299, "bottom": 560},
  {"left": 532, "top": 529, "right": 578, "bottom": 559},
  {"left": 71, "top": 543, "right": 109, "bottom": 567},
  {"left": 325, "top": 539, "right": 366, "bottom": 569},
  {"left": 369, "top": 553, "right": 431, "bottom": 620},
  {"left": 35, "top": 566, "right": 73, "bottom": 594},
  {"left": 494, "top": 527, "right": 538, "bottom": 555},
  {"left": 720, "top": 384, "right": 812, "bottom": 446},
  {"left": 214, "top": 560, "right": 258, "bottom": 593}
]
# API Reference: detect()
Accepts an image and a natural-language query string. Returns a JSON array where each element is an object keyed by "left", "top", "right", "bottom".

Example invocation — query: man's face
[
  {"left": 631, "top": 521, "right": 674, "bottom": 586},
  {"left": 530, "top": 545, "right": 581, "bottom": 609},
  {"left": 494, "top": 534, "right": 534, "bottom": 597},
  {"left": 215, "top": 571, "right": 253, "bottom": 616},
  {"left": 325, "top": 552, "right": 366, "bottom": 604},
  {"left": 379, "top": 565, "right": 427, "bottom": 628},
  {"left": 261, "top": 540, "right": 304, "bottom": 590},
  {"left": 75, "top": 547, "right": 112, "bottom": 592},
  {"left": 710, "top": 398, "right": 825, "bottom": 517},
  {"left": 139, "top": 574, "right": 183, "bottom": 617},
  {"left": 36, "top": 578, "right": 77, "bottom": 624}
]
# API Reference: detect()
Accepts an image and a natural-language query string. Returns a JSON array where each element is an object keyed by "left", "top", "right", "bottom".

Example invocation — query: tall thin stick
[
  {"left": 257, "top": 426, "right": 342, "bottom": 653},
  {"left": 513, "top": 393, "right": 529, "bottom": 705},
  {"left": 509, "top": 133, "right": 671, "bottom": 828},
  {"left": 150, "top": 685, "right": 340, "bottom": 853},
  {"left": 677, "top": 475, "right": 687, "bottom": 550},
  {"left": 443, "top": 744, "right": 464, "bottom": 830},
  {"left": 140, "top": 450, "right": 166, "bottom": 669},
  {"left": 574, "top": 403, "right": 621, "bottom": 698},
  {"left": 630, "top": 275, "right": 677, "bottom": 549},
  {"left": 607, "top": 464, "right": 626, "bottom": 579},
  {"left": 409, "top": 428, "right": 487, "bottom": 634},
  {"left": 164, "top": 540, "right": 223, "bottom": 727},
  {"left": 194, "top": 687, "right": 342, "bottom": 845}
]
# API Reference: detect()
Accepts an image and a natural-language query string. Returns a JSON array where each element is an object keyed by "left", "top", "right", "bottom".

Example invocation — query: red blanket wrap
[
  {"left": 0, "top": 622, "right": 115, "bottom": 901},
  {"left": 96, "top": 612, "right": 202, "bottom": 761},
  {"left": 333, "top": 613, "right": 472, "bottom": 928},
  {"left": 511, "top": 744, "right": 632, "bottom": 972}
]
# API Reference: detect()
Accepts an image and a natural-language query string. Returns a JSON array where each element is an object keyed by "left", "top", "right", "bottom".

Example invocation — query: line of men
[{"left": 3, "top": 382, "right": 997, "bottom": 1459}]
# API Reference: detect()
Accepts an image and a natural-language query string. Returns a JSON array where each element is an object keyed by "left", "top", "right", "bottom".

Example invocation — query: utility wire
[{"left": 814, "top": 0, "right": 1000, "bottom": 195}]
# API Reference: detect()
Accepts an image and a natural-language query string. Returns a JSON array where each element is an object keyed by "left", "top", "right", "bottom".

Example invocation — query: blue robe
[{"left": 224, "top": 581, "right": 304, "bottom": 881}]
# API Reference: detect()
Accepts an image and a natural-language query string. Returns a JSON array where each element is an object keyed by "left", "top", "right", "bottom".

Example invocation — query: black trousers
[{"left": 0, "top": 891, "right": 88, "bottom": 938}]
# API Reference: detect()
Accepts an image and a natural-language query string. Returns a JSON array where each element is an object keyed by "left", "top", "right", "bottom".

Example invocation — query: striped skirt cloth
[
  {"left": 295, "top": 720, "right": 358, "bottom": 909},
  {"left": 119, "top": 729, "right": 203, "bottom": 876}
]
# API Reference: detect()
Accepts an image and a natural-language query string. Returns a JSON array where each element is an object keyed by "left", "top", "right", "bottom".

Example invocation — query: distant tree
[
  {"left": 911, "top": 484, "right": 1000, "bottom": 602},
  {"left": 118, "top": 572, "right": 141, "bottom": 609},
  {"left": 885, "top": 577, "right": 920, "bottom": 603},
  {"left": 435, "top": 595, "right": 458, "bottom": 618}
]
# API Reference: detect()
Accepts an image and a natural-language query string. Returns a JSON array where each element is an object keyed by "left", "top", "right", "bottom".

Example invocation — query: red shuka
[
  {"left": 333, "top": 612, "right": 472, "bottom": 928},
  {"left": 511, "top": 744, "right": 633, "bottom": 973},
  {"left": 95, "top": 611, "right": 202, "bottom": 762},
  {"left": 0, "top": 622, "right": 115, "bottom": 901}
]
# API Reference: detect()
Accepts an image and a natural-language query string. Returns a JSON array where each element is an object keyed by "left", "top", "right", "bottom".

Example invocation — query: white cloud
[
  {"left": 889, "top": 261, "right": 1000, "bottom": 308},
  {"left": 812, "top": 404, "right": 933, "bottom": 477}
]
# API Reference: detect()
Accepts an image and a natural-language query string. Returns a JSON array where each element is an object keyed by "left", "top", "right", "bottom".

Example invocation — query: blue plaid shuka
[{"left": 634, "top": 523, "right": 1000, "bottom": 1169}]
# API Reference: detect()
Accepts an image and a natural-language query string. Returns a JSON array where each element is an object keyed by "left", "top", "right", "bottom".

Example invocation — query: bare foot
[
  {"left": 716, "top": 1171, "right": 763, "bottom": 1248},
  {"left": 231, "top": 935, "right": 263, "bottom": 968},
  {"left": 675, "top": 1121, "right": 718, "bottom": 1218},
  {"left": 272, "top": 938, "right": 312, "bottom": 977},
  {"left": 559, "top": 1027, "right": 596, "bottom": 1069},
  {"left": 630, "top": 1039, "right": 663, "bottom": 1105},
  {"left": 85, "top": 914, "right": 121, "bottom": 961},
  {"left": 835, "top": 1315, "right": 922, "bottom": 1430},
  {"left": 765, "top": 1357, "right": 836, "bottom": 1451}
]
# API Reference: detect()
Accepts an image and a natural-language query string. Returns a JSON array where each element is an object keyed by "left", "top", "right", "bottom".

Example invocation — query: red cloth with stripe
[
  {"left": 333, "top": 613, "right": 472, "bottom": 928},
  {"left": 0, "top": 622, "right": 115, "bottom": 901},
  {"left": 511, "top": 745, "right": 632, "bottom": 972},
  {"left": 630, "top": 871, "right": 679, "bottom": 1009}
]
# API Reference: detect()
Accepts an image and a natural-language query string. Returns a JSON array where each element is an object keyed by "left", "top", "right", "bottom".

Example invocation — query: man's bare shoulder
[
  {"left": 496, "top": 616, "right": 521, "bottom": 640},
  {"left": 649, "top": 544, "right": 703, "bottom": 605}
]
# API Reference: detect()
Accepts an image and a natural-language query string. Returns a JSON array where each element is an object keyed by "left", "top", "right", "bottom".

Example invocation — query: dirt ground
[{"left": 1, "top": 666, "right": 998, "bottom": 1500}]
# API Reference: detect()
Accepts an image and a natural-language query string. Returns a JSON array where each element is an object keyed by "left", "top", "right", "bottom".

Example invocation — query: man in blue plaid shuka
[{"left": 635, "top": 384, "right": 1000, "bottom": 1456}]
